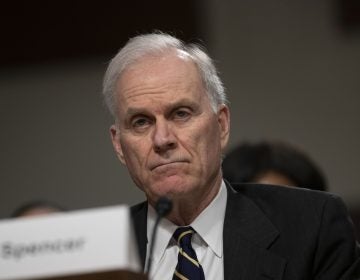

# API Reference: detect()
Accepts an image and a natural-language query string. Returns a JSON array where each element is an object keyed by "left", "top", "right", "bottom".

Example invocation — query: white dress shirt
[{"left": 146, "top": 181, "right": 227, "bottom": 280}]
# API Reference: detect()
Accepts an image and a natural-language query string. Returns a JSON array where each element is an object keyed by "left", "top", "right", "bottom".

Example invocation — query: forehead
[
  {"left": 115, "top": 52, "right": 206, "bottom": 110},
  {"left": 121, "top": 49, "right": 197, "bottom": 81}
]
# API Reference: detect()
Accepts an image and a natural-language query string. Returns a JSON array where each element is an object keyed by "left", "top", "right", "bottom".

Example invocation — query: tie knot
[{"left": 173, "top": 226, "right": 194, "bottom": 247}]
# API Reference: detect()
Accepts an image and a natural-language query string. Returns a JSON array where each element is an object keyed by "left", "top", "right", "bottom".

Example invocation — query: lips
[{"left": 150, "top": 160, "right": 188, "bottom": 171}]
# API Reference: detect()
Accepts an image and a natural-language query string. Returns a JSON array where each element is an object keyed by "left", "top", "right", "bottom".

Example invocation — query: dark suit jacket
[{"left": 131, "top": 183, "right": 360, "bottom": 279}]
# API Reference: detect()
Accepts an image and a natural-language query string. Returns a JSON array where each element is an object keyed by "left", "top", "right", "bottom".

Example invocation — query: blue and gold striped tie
[{"left": 172, "top": 226, "right": 205, "bottom": 280}]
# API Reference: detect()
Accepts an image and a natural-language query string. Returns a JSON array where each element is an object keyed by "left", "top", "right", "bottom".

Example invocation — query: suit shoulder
[
  {"left": 231, "top": 182, "right": 339, "bottom": 202},
  {"left": 229, "top": 183, "right": 345, "bottom": 220}
]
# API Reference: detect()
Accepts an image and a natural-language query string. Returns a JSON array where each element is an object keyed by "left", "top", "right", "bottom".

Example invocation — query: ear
[
  {"left": 110, "top": 124, "right": 126, "bottom": 165},
  {"left": 217, "top": 104, "right": 230, "bottom": 150}
]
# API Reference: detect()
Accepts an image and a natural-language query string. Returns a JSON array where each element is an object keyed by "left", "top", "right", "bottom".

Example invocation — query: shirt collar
[{"left": 191, "top": 180, "right": 227, "bottom": 257}]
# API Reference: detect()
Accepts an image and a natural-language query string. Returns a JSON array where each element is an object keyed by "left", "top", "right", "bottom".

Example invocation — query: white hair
[{"left": 102, "top": 32, "right": 227, "bottom": 118}]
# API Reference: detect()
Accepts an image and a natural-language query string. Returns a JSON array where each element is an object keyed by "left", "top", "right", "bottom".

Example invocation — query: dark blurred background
[
  {"left": 0, "top": 1, "right": 203, "bottom": 66},
  {"left": 0, "top": 0, "right": 359, "bottom": 218}
]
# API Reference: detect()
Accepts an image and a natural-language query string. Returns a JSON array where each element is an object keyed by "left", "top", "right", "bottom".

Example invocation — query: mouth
[{"left": 150, "top": 160, "right": 188, "bottom": 171}]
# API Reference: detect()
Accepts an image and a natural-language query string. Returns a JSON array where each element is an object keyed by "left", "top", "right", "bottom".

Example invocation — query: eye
[
  {"left": 132, "top": 116, "right": 151, "bottom": 129},
  {"left": 173, "top": 109, "right": 191, "bottom": 120}
]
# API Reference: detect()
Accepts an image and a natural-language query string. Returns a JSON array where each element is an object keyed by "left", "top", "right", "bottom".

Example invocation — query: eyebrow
[{"left": 125, "top": 98, "right": 200, "bottom": 118}]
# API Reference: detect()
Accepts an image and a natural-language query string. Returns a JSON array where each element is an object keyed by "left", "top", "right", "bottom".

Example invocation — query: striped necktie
[{"left": 172, "top": 226, "right": 205, "bottom": 280}]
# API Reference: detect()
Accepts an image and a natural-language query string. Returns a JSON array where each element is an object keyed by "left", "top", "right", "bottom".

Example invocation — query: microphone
[
  {"left": 155, "top": 196, "right": 173, "bottom": 217},
  {"left": 146, "top": 197, "right": 172, "bottom": 276}
]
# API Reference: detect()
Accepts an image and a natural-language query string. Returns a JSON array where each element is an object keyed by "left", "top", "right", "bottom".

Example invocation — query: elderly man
[{"left": 102, "top": 33, "right": 359, "bottom": 280}]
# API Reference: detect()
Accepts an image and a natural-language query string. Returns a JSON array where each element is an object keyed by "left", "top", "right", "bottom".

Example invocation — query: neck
[{"left": 165, "top": 176, "right": 223, "bottom": 226}]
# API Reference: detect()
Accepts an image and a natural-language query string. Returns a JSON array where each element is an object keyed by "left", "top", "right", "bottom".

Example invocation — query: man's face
[{"left": 110, "top": 51, "right": 230, "bottom": 206}]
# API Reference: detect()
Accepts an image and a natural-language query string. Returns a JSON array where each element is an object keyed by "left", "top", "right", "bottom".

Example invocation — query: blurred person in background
[
  {"left": 222, "top": 140, "right": 327, "bottom": 191},
  {"left": 11, "top": 200, "right": 65, "bottom": 218}
]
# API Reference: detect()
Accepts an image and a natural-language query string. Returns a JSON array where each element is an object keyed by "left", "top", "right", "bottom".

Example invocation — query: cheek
[
  {"left": 185, "top": 119, "right": 222, "bottom": 164},
  {"left": 121, "top": 138, "right": 148, "bottom": 168},
  {"left": 204, "top": 126, "right": 222, "bottom": 163},
  {"left": 120, "top": 138, "right": 153, "bottom": 189}
]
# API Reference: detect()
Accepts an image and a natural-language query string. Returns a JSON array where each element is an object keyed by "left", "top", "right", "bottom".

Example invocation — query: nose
[{"left": 152, "top": 119, "right": 177, "bottom": 154}]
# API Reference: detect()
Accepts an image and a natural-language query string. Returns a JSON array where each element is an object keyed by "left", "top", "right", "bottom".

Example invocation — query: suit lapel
[
  {"left": 224, "top": 184, "right": 286, "bottom": 280},
  {"left": 130, "top": 202, "right": 148, "bottom": 269}
]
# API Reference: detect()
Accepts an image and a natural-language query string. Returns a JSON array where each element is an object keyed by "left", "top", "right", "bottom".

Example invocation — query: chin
[{"left": 150, "top": 178, "right": 194, "bottom": 198}]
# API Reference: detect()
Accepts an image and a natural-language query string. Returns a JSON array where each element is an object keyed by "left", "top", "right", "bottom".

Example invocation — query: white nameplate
[{"left": 0, "top": 205, "right": 141, "bottom": 279}]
